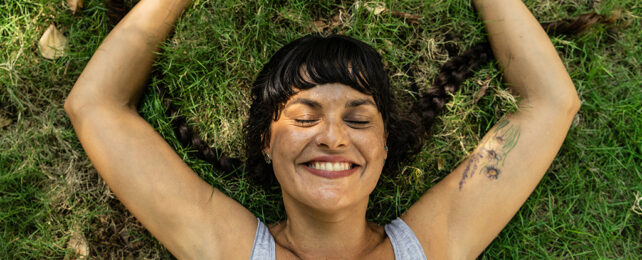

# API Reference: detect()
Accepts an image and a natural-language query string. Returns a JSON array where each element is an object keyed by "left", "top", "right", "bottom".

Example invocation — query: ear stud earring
[
  {"left": 383, "top": 145, "right": 388, "bottom": 164},
  {"left": 263, "top": 153, "right": 272, "bottom": 164}
]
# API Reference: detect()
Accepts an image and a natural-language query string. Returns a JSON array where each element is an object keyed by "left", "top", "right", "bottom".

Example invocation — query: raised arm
[
  {"left": 64, "top": 0, "right": 256, "bottom": 258},
  {"left": 403, "top": 0, "right": 580, "bottom": 258}
]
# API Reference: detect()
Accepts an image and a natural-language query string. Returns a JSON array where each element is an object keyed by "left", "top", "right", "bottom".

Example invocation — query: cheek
[
  {"left": 350, "top": 131, "right": 387, "bottom": 188},
  {"left": 269, "top": 123, "right": 312, "bottom": 161},
  {"left": 353, "top": 127, "right": 387, "bottom": 157}
]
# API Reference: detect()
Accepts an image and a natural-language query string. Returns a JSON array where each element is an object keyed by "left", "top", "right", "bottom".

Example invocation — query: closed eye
[
  {"left": 294, "top": 119, "right": 318, "bottom": 126},
  {"left": 346, "top": 120, "right": 371, "bottom": 128}
]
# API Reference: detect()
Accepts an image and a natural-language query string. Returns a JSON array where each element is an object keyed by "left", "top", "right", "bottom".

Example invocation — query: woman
[{"left": 65, "top": 0, "right": 580, "bottom": 258}]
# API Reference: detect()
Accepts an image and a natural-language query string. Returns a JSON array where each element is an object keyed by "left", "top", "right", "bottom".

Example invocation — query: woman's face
[{"left": 265, "top": 83, "right": 388, "bottom": 212}]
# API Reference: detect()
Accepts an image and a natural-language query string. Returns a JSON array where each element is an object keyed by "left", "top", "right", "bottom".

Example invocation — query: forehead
[{"left": 285, "top": 83, "right": 375, "bottom": 107}]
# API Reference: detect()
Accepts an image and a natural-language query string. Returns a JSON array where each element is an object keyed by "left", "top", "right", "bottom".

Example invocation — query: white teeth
[{"left": 308, "top": 162, "right": 351, "bottom": 171}]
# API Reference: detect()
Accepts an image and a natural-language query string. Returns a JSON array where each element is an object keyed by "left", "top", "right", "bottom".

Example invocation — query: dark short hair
[{"left": 244, "top": 34, "right": 422, "bottom": 186}]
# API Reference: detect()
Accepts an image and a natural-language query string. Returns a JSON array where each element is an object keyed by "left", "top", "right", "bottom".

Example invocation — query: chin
[
  {"left": 296, "top": 185, "right": 371, "bottom": 214},
  {"left": 277, "top": 165, "right": 380, "bottom": 214},
  {"left": 310, "top": 188, "right": 354, "bottom": 209}
]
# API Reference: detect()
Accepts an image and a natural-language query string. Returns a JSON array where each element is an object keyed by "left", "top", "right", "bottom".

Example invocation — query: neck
[{"left": 272, "top": 194, "right": 384, "bottom": 258}]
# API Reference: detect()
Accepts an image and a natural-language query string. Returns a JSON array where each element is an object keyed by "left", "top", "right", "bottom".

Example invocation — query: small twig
[
  {"left": 632, "top": 192, "right": 642, "bottom": 216},
  {"left": 390, "top": 10, "right": 422, "bottom": 25}
]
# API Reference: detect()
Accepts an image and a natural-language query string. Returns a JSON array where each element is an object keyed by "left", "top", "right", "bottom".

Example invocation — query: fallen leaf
[
  {"left": 437, "top": 157, "right": 446, "bottom": 171},
  {"left": 355, "top": 1, "right": 386, "bottom": 15},
  {"left": 119, "top": 226, "right": 130, "bottom": 243},
  {"left": 474, "top": 78, "right": 491, "bottom": 103},
  {"left": 67, "top": 0, "right": 83, "bottom": 13},
  {"left": 372, "top": 4, "right": 386, "bottom": 15},
  {"left": 66, "top": 231, "right": 89, "bottom": 259},
  {"left": 312, "top": 9, "right": 347, "bottom": 32},
  {"left": 313, "top": 20, "right": 328, "bottom": 31},
  {"left": 329, "top": 11, "right": 344, "bottom": 27},
  {"left": 38, "top": 24, "right": 68, "bottom": 60},
  {"left": 0, "top": 116, "right": 11, "bottom": 128}
]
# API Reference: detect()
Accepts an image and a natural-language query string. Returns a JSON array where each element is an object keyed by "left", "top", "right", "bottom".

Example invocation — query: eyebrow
[
  {"left": 288, "top": 98, "right": 322, "bottom": 109},
  {"left": 286, "top": 98, "right": 376, "bottom": 109},
  {"left": 345, "top": 98, "right": 376, "bottom": 108}
]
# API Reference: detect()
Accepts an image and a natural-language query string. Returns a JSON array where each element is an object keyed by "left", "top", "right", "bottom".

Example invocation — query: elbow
[
  {"left": 64, "top": 93, "right": 89, "bottom": 122},
  {"left": 565, "top": 90, "right": 581, "bottom": 116},
  {"left": 547, "top": 81, "right": 581, "bottom": 116},
  {"left": 64, "top": 81, "right": 88, "bottom": 120},
  {"left": 545, "top": 82, "right": 582, "bottom": 115},
  {"left": 64, "top": 91, "right": 136, "bottom": 124},
  {"left": 64, "top": 83, "right": 127, "bottom": 121},
  {"left": 64, "top": 95, "right": 79, "bottom": 121},
  {"left": 64, "top": 92, "right": 98, "bottom": 122},
  {"left": 524, "top": 86, "right": 581, "bottom": 119},
  {"left": 570, "top": 96, "right": 581, "bottom": 115},
  {"left": 559, "top": 90, "right": 581, "bottom": 117},
  {"left": 550, "top": 91, "right": 581, "bottom": 120}
]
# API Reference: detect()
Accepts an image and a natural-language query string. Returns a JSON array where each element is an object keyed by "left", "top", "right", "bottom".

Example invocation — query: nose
[{"left": 315, "top": 119, "right": 349, "bottom": 150}]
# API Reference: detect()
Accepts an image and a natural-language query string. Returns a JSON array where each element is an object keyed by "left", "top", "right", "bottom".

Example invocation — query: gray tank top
[{"left": 248, "top": 218, "right": 427, "bottom": 260}]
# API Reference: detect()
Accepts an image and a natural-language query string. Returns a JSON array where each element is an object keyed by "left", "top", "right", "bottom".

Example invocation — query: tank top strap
[
  {"left": 249, "top": 218, "right": 276, "bottom": 260},
  {"left": 384, "top": 217, "right": 428, "bottom": 260}
]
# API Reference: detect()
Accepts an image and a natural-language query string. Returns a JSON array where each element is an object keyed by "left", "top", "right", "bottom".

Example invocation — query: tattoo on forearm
[{"left": 458, "top": 119, "right": 520, "bottom": 191}]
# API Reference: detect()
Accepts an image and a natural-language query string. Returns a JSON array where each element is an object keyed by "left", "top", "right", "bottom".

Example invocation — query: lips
[{"left": 301, "top": 156, "right": 360, "bottom": 179}]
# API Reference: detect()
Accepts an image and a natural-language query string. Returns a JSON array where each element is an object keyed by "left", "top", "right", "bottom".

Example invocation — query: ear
[
  {"left": 261, "top": 133, "right": 271, "bottom": 156},
  {"left": 383, "top": 132, "right": 389, "bottom": 159}
]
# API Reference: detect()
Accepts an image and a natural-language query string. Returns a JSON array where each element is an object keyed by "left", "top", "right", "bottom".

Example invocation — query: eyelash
[
  {"left": 294, "top": 119, "right": 317, "bottom": 125},
  {"left": 346, "top": 120, "right": 369, "bottom": 125},
  {"left": 294, "top": 119, "right": 370, "bottom": 127}
]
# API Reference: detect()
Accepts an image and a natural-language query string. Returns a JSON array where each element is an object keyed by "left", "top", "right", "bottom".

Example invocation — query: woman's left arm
[{"left": 403, "top": 0, "right": 580, "bottom": 258}]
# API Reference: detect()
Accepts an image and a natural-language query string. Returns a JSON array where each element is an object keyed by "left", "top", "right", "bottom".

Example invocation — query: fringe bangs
[{"left": 260, "top": 35, "right": 389, "bottom": 121}]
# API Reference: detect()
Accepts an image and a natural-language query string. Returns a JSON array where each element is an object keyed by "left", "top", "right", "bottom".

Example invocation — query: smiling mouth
[
  {"left": 305, "top": 161, "right": 357, "bottom": 171},
  {"left": 302, "top": 161, "right": 360, "bottom": 179}
]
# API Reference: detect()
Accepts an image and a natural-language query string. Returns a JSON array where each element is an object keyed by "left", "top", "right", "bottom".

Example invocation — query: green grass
[{"left": 1, "top": 0, "right": 640, "bottom": 258}]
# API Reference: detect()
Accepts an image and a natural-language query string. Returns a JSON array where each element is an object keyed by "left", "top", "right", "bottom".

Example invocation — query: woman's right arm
[{"left": 64, "top": 0, "right": 257, "bottom": 258}]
